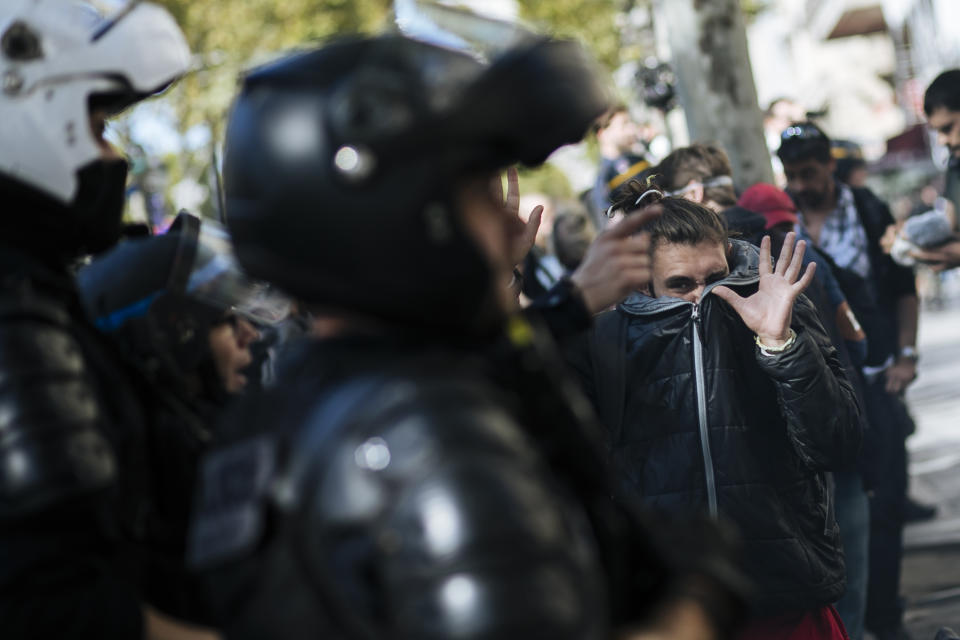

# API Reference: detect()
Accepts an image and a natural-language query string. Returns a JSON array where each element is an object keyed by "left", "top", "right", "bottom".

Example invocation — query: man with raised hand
[{"left": 566, "top": 182, "right": 861, "bottom": 639}]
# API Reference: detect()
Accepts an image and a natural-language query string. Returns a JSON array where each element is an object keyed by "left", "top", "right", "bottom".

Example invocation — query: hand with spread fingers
[
  {"left": 713, "top": 232, "right": 817, "bottom": 348},
  {"left": 571, "top": 204, "right": 661, "bottom": 314},
  {"left": 493, "top": 166, "right": 545, "bottom": 268}
]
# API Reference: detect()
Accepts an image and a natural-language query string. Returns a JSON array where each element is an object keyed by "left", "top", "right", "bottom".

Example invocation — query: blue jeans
[{"left": 834, "top": 470, "right": 870, "bottom": 640}]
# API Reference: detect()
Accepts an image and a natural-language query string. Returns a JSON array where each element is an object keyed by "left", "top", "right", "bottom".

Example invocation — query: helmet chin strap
[
  {"left": 0, "top": 158, "right": 128, "bottom": 264},
  {"left": 71, "top": 158, "right": 129, "bottom": 256}
]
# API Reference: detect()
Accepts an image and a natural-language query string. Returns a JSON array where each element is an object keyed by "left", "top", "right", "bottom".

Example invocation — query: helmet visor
[{"left": 185, "top": 219, "right": 293, "bottom": 326}]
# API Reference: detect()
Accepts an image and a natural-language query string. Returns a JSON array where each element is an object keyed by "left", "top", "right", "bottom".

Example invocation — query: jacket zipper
[
  {"left": 691, "top": 303, "right": 719, "bottom": 517},
  {"left": 823, "top": 473, "right": 835, "bottom": 535}
]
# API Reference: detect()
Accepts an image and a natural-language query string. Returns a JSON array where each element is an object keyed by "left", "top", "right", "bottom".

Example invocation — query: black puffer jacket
[{"left": 565, "top": 240, "right": 862, "bottom": 616}]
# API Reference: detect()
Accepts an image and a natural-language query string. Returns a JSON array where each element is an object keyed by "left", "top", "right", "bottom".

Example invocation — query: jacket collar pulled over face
[{"left": 620, "top": 238, "right": 761, "bottom": 316}]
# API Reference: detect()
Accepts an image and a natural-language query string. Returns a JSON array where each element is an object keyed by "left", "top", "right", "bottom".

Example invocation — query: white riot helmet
[
  {"left": 0, "top": 0, "right": 189, "bottom": 202},
  {"left": 0, "top": 1, "right": 188, "bottom": 259}
]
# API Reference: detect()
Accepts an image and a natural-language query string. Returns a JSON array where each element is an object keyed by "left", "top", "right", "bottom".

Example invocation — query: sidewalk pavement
[
  {"left": 900, "top": 303, "right": 960, "bottom": 637},
  {"left": 905, "top": 305, "right": 960, "bottom": 552}
]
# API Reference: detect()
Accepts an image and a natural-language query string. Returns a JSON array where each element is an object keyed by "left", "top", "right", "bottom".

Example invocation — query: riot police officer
[
  {"left": 77, "top": 213, "right": 290, "bottom": 622},
  {"left": 0, "top": 2, "right": 198, "bottom": 637}
]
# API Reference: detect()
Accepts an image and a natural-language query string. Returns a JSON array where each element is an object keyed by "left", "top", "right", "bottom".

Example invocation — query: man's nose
[{"left": 691, "top": 285, "right": 706, "bottom": 304}]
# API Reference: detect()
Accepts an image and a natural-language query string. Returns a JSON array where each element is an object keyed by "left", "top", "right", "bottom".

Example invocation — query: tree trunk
[{"left": 655, "top": 0, "right": 773, "bottom": 188}]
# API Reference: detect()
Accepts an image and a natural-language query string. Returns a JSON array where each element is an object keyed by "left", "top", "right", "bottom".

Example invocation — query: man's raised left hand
[{"left": 713, "top": 232, "right": 817, "bottom": 348}]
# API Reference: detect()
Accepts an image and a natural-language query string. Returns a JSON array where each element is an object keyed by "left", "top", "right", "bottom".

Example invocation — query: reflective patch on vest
[{"left": 187, "top": 435, "right": 276, "bottom": 569}]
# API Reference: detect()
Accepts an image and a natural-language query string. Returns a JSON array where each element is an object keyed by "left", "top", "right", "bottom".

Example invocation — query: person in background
[
  {"left": 892, "top": 70, "right": 960, "bottom": 270},
  {"left": 832, "top": 140, "right": 869, "bottom": 189},
  {"left": 779, "top": 122, "right": 919, "bottom": 640},
  {"left": 738, "top": 183, "right": 868, "bottom": 364},
  {"left": 589, "top": 104, "right": 652, "bottom": 228},
  {"left": 517, "top": 192, "right": 565, "bottom": 300},
  {"left": 653, "top": 143, "right": 738, "bottom": 214},
  {"left": 764, "top": 98, "right": 808, "bottom": 187},
  {"left": 737, "top": 182, "right": 872, "bottom": 640},
  {"left": 925, "top": 69, "right": 960, "bottom": 214},
  {"left": 552, "top": 200, "right": 597, "bottom": 273},
  {"left": 651, "top": 143, "right": 776, "bottom": 260}
]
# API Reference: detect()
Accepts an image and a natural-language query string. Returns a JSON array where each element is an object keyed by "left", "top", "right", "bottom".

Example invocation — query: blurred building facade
[
  {"left": 883, "top": 0, "right": 960, "bottom": 124},
  {"left": 747, "top": 0, "right": 900, "bottom": 159},
  {"left": 747, "top": 0, "right": 960, "bottom": 162}
]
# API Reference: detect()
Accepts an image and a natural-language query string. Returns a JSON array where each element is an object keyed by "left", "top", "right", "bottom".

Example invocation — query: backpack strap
[{"left": 850, "top": 187, "right": 892, "bottom": 249}]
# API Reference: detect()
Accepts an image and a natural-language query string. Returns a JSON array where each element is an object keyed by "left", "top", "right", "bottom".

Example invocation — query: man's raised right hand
[{"left": 570, "top": 206, "right": 661, "bottom": 314}]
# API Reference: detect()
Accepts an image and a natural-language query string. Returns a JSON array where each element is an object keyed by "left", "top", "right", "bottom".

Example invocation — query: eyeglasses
[
  {"left": 665, "top": 175, "right": 733, "bottom": 198},
  {"left": 780, "top": 123, "right": 826, "bottom": 142},
  {"left": 605, "top": 187, "right": 663, "bottom": 219}
]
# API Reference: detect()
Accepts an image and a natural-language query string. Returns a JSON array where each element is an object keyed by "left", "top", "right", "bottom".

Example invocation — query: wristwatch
[{"left": 899, "top": 346, "right": 919, "bottom": 362}]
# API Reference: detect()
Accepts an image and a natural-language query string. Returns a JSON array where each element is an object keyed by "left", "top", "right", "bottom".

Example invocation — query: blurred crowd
[{"left": 4, "top": 2, "right": 960, "bottom": 640}]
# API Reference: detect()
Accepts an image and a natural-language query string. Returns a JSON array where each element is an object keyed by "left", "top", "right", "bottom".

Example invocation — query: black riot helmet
[
  {"left": 77, "top": 213, "right": 290, "bottom": 397},
  {"left": 223, "top": 12, "right": 610, "bottom": 336}
]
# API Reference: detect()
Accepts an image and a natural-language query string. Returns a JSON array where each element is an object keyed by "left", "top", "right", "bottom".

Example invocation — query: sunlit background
[{"left": 111, "top": 0, "right": 960, "bottom": 231}]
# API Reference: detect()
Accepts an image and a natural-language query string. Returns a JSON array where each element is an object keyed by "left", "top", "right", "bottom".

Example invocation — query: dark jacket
[
  {"left": 722, "top": 208, "right": 871, "bottom": 480},
  {"left": 0, "top": 246, "right": 148, "bottom": 638},
  {"left": 722, "top": 205, "right": 768, "bottom": 244},
  {"left": 849, "top": 186, "right": 916, "bottom": 366},
  {"left": 565, "top": 240, "right": 862, "bottom": 615},
  {"left": 788, "top": 185, "right": 916, "bottom": 368}
]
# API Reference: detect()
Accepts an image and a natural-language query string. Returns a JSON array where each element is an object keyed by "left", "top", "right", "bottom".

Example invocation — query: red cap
[{"left": 738, "top": 183, "right": 798, "bottom": 230}]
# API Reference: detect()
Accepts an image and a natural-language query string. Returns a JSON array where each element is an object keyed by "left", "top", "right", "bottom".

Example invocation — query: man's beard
[{"left": 796, "top": 188, "right": 827, "bottom": 210}]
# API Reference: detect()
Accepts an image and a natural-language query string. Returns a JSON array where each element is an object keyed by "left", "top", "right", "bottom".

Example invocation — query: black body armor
[
  {"left": 0, "top": 246, "right": 150, "bottom": 638},
  {"left": 190, "top": 336, "right": 621, "bottom": 639}
]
